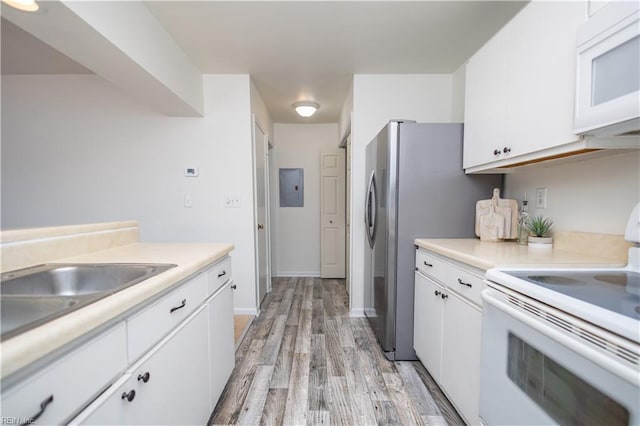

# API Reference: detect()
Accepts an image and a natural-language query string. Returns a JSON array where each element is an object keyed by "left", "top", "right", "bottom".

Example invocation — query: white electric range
[{"left": 480, "top": 203, "right": 640, "bottom": 426}]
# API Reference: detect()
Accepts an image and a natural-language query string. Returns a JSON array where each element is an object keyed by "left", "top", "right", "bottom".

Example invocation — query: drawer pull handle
[
  {"left": 231, "top": 284, "right": 237, "bottom": 290},
  {"left": 137, "top": 372, "right": 151, "bottom": 383},
  {"left": 121, "top": 390, "right": 136, "bottom": 402},
  {"left": 21, "top": 395, "right": 53, "bottom": 426},
  {"left": 434, "top": 290, "right": 441, "bottom": 296},
  {"left": 170, "top": 299, "right": 187, "bottom": 313},
  {"left": 457, "top": 278, "right": 472, "bottom": 288},
  {"left": 441, "top": 293, "right": 449, "bottom": 300},
  {"left": 217, "top": 270, "right": 227, "bottom": 278},
  {"left": 423, "top": 261, "right": 433, "bottom": 267}
]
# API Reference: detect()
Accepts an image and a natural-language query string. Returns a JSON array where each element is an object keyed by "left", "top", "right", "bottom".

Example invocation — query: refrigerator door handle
[
  {"left": 365, "top": 170, "right": 376, "bottom": 248},
  {"left": 368, "top": 172, "right": 378, "bottom": 248}
]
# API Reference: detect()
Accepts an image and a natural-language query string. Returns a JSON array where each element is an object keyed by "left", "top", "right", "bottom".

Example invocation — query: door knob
[
  {"left": 258, "top": 224, "right": 264, "bottom": 230},
  {"left": 329, "top": 220, "right": 333, "bottom": 224}
]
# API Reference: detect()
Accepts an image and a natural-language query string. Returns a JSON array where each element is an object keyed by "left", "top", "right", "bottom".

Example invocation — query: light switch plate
[{"left": 535, "top": 187, "right": 547, "bottom": 209}]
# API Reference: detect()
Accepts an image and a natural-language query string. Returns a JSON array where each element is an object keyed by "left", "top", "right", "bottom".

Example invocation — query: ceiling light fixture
[
  {"left": 292, "top": 101, "right": 319, "bottom": 118},
  {"left": 2, "top": 0, "right": 39, "bottom": 12}
]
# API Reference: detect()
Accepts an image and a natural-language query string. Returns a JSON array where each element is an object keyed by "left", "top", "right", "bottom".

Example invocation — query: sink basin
[
  {"left": 1, "top": 263, "right": 175, "bottom": 297},
  {"left": 1, "top": 263, "right": 176, "bottom": 340},
  {"left": 1, "top": 296, "right": 80, "bottom": 339}
]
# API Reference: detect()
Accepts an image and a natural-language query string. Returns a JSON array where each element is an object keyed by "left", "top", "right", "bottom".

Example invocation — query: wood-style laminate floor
[{"left": 210, "top": 277, "right": 465, "bottom": 426}]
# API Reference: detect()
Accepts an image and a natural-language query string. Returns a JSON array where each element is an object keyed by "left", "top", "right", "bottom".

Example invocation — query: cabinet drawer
[
  {"left": 127, "top": 272, "right": 207, "bottom": 363},
  {"left": 445, "top": 265, "right": 485, "bottom": 307},
  {"left": 207, "top": 256, "right": 231, "bottom": 295},
  {"left": 415, "top": 249, "right": 448, "bottom": 283},
  {"left": 1, "top": 323, "right": 127, "bottom": 426}
]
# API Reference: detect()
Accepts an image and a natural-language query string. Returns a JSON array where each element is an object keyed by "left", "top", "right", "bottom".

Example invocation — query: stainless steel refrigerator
[{"left": 364, "top": 120, "right": 502, "bottom": 360}]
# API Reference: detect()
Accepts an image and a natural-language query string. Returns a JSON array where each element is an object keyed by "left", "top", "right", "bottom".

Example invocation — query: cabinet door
[
  {"left": 463, "top": 30, "right": 508, "bottom": 169},
  {"left": 441, "top": 292, "right": 482, "bottom": 425},
  {"left": 505, "top": 1, "right": 584, "bottom": 156},
  {"left": 413, "top": 272, "right": 444, "bottom": 381},
  {"left": 129, "top": 306, "right": 211, "bottom": 425},
  {"left": 208, "top": 282, "right": 235, "bottom": 407},
  {"left": 69, "top": 374, "right": 136, "bottom": 425}
]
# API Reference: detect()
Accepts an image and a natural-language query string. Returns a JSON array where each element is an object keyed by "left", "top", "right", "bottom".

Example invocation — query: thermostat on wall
[{"left": 184, "top": 167, "right": 199, "bottom": 177}]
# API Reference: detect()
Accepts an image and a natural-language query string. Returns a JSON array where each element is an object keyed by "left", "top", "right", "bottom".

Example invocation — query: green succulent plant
[{"left": 526, "top": 215, "right": 554, "bottom": 237}]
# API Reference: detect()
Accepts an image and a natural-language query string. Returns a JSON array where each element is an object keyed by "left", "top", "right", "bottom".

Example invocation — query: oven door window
[{"left": 507, "top": 332, "right": 629, "bottom": 426}]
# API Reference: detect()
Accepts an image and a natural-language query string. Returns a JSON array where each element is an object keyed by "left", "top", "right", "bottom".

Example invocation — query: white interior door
[
  {"left": 253, "top": 116, "right": 269, "bottom": 307},
  {"left": 345, "top": 135, "right": 351, "bottom": 294},
  {"left": 320, "top": 149, "right": 346, "bottom": 278}
]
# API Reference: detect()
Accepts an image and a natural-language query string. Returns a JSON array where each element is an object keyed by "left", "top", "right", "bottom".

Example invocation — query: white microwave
[{"left": 574, "top": 2, "right": 640, "bottom": 136}]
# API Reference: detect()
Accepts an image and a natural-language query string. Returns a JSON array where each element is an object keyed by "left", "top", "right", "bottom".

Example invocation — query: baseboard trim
[
  {"left": 234, "top": 308, "right": 258, "bottom": 315},
  {"left": 349, "top": 308, "right": 366, "bottom": 317},
  {"left": 274, "top": 272, "right": 320, "bottom": 277}
]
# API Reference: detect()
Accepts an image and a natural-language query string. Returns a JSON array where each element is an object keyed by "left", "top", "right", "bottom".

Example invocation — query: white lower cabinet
[
  {"left": 441, "top": 292, "right": 482, "bottom": 426},
  {"left": 208, "top": 282, "right": 235, "bottom": 407},
  {"left": 69, "top": 374, "right": 136, "bottom": 425},
  {"left": 6, "top": 255, "right": 236, "bottom": 426},
  {"left": 130, "top": 306, "right": 211, "bottom": 425},
  {"left": 73, "top": 306, "right": 211, "bottom": 425},
  {"left": 413, "top": 272, "right": 444, "bottom": 381},
  {"left": 413, "top": 248, "right": 485, "bottom": 425},
  {"left": 1, "top": 323, "right": 127, "bottom": 425}
]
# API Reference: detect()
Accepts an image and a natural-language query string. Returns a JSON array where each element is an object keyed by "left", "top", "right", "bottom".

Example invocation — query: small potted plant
[{"left": 526, "top": 215, "right": 554, "bottom": 248}]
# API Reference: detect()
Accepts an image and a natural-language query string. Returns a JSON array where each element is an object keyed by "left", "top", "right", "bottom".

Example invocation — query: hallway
[{"left": 210, "top": 277, "right": 464, "bottom": 425}]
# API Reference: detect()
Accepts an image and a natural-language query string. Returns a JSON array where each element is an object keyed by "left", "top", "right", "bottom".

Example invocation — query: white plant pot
[{"left": 528, "top": 236, "right": 553, "bottom": 249}]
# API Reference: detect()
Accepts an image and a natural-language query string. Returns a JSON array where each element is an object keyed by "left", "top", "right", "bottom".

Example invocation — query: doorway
[
  {"left": 320, "top": 149, "right": 346, "bottom": 278},
  {"left": 252, "top": 115, "right": 271, "bottom": 309}
]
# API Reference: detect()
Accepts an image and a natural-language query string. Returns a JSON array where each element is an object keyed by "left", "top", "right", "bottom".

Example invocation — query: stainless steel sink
[{"left": 1, "top": 263, "right": 176, "bottom": 340}]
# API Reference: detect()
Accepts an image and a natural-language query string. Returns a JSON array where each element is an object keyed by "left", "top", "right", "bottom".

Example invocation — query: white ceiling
[{"left": 1, "top": 1, "right": 526, "bottom": 124}]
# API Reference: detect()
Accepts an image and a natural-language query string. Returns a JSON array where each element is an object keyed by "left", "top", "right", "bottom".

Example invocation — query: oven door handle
[{"left": 482, "top": 288, "right": 640, "bottom": 387}]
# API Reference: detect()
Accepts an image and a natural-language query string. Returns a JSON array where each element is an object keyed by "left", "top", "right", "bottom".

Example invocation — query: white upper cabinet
[
  {"left": 463, "top": 2, "right": 587, "bottom": 172},
  {"left": 463, "top": 28, "right": 508, "bottom": 169},
  {"left": 505, "top": 2, "right": 585, "bottom": 156}
]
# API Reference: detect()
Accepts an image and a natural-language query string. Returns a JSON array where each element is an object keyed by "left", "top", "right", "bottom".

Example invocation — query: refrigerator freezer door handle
[
  {"left": 370, "top": 173, "right": 378, "bottom": 245},
  {"left": 365, "top": 171, "right": 376, "bottom": 248}
]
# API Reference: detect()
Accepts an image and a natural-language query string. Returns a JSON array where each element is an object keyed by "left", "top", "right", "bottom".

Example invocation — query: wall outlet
[
  {"left": 535, "top": 187, "right": 547, "bottom": 209},
  {"left": 184, "top": 195, "right": 193, "bottom": 208},
  {"left": 224, "top": 193, "right": 241, "bottom": 208}
]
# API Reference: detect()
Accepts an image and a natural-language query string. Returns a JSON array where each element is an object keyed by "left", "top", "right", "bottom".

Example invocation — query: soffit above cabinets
[{"left": 1, "top": 18, "right": 92, "bottom": 75}]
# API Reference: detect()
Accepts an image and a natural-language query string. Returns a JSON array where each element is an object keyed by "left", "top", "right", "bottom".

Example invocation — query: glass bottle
[{"left": 517, "top": 200, "right": 530, "bottom": 244}]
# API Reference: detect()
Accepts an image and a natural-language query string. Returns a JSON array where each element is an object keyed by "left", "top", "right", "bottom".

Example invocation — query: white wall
[
  {"left": 350, "top": 73, "right": 454, "bottom": 315},
  {"left": 250, "top": 79, "right": 273, "bottom": 140},
  {"left": 451, "top": 63, "right": 466, "bottom": 122},
  {"left": 339, "top": 81, "right": 353, "bottom": 144},
  {"left": 504, "top": 151, "right": 640, "bottom": 235},
  {"left": 272, "top": 123, "right": 340, "bottom": 276},
  {"left": 1, "top": 74, "right": 259, "bottom": 314}
]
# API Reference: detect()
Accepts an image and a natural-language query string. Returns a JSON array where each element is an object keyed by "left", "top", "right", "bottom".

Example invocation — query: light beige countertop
[
  {"left": 1, "top": 242, "right": 233, "bottom": 380},
  {"left": 415, "top": 238, "right": 627, "bottom": 271}
]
